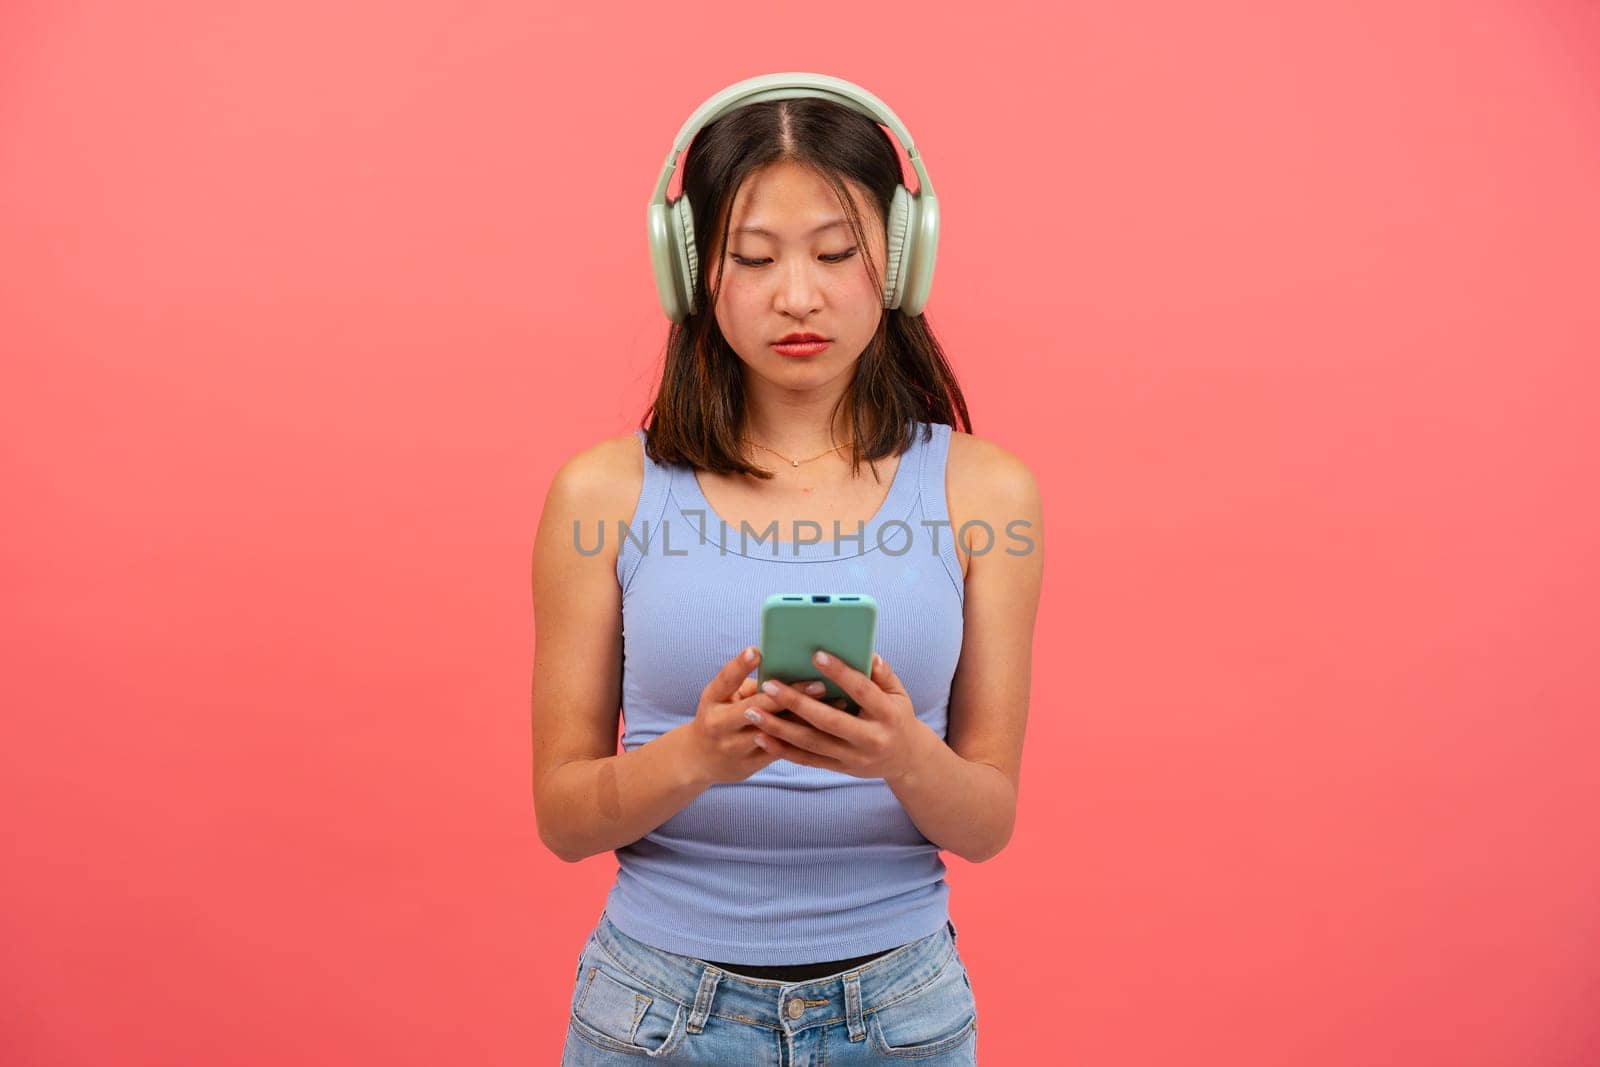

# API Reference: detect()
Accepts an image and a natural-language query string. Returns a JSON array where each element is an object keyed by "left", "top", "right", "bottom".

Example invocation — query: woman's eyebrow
[{"left": 734, "top": 218, "right": 847, "bottom": 238}]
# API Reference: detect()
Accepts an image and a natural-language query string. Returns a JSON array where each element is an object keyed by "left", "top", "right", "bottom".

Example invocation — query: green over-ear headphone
[{"left": 647, "top": 71, "right": 940, "bottom": 324}]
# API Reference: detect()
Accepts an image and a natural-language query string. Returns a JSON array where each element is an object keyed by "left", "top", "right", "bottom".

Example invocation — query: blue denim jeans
[{"left": 562, "top": 910, "right": 979, "bottom": 1064}]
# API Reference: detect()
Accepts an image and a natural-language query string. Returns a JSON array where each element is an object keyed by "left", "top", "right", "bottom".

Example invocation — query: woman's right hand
[{"left": 687, "top": 647, "right": 828, "bottom": 784}]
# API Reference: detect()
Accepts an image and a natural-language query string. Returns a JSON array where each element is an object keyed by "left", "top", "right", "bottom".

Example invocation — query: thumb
[{"left": 872, "top": 652, "right": 907, "bottom": 696}]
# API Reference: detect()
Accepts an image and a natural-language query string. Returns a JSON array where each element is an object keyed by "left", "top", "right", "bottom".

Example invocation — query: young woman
[{"left": 533, "top": 73, "right": 1042, "bottom": 1065}]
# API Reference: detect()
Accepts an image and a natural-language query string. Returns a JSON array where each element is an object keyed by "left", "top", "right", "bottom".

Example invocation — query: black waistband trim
[{"left": 702, "top": 943, "right": 904, "bottom": 982}]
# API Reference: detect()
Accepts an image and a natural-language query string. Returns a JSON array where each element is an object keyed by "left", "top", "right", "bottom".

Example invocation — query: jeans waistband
[{"left": 588, "top": 909, "right": 960, "bottom": 1036}]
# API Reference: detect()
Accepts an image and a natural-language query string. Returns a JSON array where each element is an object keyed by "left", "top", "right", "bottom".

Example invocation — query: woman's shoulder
[
  {"left": 543, "top": 431, "right": 647, "bottom": 530},
  {"left": 942, "top": 426, "right": 1043, "bottom": 576},
  {"left": 945, "top": 426, "right": 1039, "bottom": 503}
]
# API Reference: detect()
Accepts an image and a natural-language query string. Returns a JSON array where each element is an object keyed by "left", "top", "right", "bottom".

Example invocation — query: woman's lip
[{"left": 772, "top": 340, "right": 831, "bottom": 356}]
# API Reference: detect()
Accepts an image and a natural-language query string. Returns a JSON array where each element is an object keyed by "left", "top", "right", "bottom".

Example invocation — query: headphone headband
[{"left": 648, "top": 72, "right": 935, "bottom": 207}]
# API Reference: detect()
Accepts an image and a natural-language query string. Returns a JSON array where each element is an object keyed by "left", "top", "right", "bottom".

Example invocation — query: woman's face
[{"left": 711, "top": 160, "right": 887, "bottom": 383}]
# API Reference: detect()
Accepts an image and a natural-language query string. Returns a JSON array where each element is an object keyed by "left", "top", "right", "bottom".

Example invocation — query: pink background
[{"left": 4, "top": 2, "right": 1598, "bottom": 1064}]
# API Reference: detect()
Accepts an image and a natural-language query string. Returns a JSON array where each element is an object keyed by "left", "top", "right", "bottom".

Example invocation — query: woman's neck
[{"left": 739, "top": 407, "right": 857, "bottom": 460}]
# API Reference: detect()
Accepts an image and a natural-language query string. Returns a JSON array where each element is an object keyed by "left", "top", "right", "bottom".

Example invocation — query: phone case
[{"left": 758, "top": 593, "right": 878, "bottom": 714}]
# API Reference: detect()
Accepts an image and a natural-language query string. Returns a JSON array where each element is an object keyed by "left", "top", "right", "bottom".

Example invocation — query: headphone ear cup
[
  {"left": 672, "top": 195, "right": 701, "bottom": 319},
  {"left": 882, "top": 184, "right": 912, "bottom": 310},
  {"left": 896, "top": 188, "right": 938, "bottom": 318},
  {"left": 647, "top": 200, "right": 682, "bottom": 323}
]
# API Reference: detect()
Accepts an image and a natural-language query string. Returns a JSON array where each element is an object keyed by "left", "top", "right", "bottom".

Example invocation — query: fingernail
[
  {"left": 744, "top": 708, "right": 761, "bottom": 724},
  {"left": 744, "top": 646, "right": 758, "bottom": 663},
  {"left": 873, "top": 653, "right": 881, "bottom": 670},
  {"left": 814, "top": 651, "right": 831, "bottom": 665},
  {"left": 805, "top": 681, "right": 826, "bottom": 695},
  {"left": 761, "top": 681, "right": 780, "bottom": 697}
]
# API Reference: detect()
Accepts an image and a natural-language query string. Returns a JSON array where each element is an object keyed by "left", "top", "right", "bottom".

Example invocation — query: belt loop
[
  {"left": 844, "top": 971, "right": 866, "bottom": 1042},
  {"left": 688, "top": 965, "right": 722, "bottom": 1034}
]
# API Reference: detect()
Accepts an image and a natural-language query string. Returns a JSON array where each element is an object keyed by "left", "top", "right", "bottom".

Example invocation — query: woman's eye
[{"left": 730, "top": 247, "right": 858, "bottom": 267}]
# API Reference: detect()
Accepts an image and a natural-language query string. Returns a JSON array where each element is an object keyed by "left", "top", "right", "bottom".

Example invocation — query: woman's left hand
[{"left": 741, "top": 651, "right": 930, "bottom": 781}]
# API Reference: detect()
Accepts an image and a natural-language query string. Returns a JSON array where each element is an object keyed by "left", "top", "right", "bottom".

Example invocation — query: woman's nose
[{"left": 775, "top": 263, "right": 824, "bottom": 314}]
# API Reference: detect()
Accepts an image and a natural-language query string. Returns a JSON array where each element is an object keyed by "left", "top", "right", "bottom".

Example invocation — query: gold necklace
[{"left": 740, "top": 436, "right": 853, "bottom": 469}]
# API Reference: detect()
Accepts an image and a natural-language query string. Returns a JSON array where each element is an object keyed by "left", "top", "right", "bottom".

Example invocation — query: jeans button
[{"left": 786, "top": 997, "right": 805, "bottom": 1019}]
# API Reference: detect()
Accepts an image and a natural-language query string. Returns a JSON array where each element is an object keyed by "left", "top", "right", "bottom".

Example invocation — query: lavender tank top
[{"left": 603, "top": 420, "right": 966, "bottom": 965}]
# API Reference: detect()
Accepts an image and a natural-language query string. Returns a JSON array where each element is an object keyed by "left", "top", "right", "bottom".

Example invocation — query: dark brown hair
[{"left": 639, "top": 95, "right": 972, "bottom": 481}]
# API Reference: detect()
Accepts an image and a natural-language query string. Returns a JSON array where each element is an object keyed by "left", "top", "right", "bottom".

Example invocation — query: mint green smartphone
[{"left": 758, "top": 593, "right": 878, "bottom": 715}]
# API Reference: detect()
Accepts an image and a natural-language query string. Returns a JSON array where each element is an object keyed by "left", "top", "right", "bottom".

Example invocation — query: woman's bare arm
[{"left": 530, "top": 435, "right": 711, "bottom": 862}]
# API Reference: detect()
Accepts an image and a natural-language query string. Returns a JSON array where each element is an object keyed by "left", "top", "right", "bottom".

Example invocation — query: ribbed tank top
[{"left": 603, "top": 420, "right": 967, "bottom": 966}]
